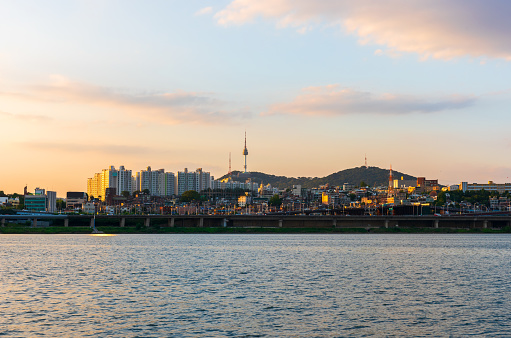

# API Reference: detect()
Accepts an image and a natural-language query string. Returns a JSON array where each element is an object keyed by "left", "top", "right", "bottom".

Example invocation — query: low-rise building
[
  {"left": 8, "top": 197, "right": 20, "bottom": 207},
  {"left": 67, "top": 192, "right": 87, "bottom": 209},
  {"left": 393, "top": 178, "right": 416, "bottom": 189},
  {"left": 416, "top": 177, "right": 440, "bottom": 193},
  {"left": 322, "top": 192, "right": 339, "bottom": 206},
  {"left": 460, "top": 181, "right": 511, "bottom": 193},
  {"left": 238, "top": 195, "right": 251, "bottom": 207},
  {"left": 83, "top": 202, "right": 96, "bottom": 214},
  {"left": 24, "top": 188, "right": 56, "bottom": 212},
  {"left": 25, "top": 195, "right": 47, "bottom": 212},
  {"left": 291, "top": 185, "right": 302, "bottom": 197}
]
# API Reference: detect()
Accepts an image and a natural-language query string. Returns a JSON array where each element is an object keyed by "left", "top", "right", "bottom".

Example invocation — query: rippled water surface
[{"left": 1, "top": 234, "right": 511, "bottom": 337}]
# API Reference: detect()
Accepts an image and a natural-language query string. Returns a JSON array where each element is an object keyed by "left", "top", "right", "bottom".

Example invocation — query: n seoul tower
[{"left": 243, "top": 131, "right": 248, "bottom": 173}]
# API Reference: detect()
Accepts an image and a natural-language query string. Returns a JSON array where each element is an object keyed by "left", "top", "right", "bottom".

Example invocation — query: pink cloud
[
  {"left": 1, "top": 77, "right": 252, "bottom": 125},
  {"left": 264, "top": 85, "right": 476, "bottom": 116},
  {"left": 19, "top": 141, "right": 152, "bottom": 156},
  {"left": 0, "top": 110, "right": 52, "bottom": 123},
  {"left": 215, "top": 0, "right": 511, "bottom": 60}
]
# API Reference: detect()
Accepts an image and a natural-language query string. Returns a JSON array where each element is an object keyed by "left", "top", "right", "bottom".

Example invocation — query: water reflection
[{"left": 0, "top": 234, "right": 510, "bottom": 336}]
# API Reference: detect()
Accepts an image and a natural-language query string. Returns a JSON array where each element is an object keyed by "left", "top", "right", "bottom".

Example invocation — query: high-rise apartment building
[
  {"left": 117, "top": 165, "right": 133, "bottom": 195},
  {"left": 87, "top": 166, "right": 119, "bottom": 201},
  {"left": 177, "top": 168, "right": 191, "bottom": 195},
  {"left": 101, "top": 166, "right": 118, "bottom": 198},
  {"left": 177, "top": 168, "right": 211, "bottom": 195},
  {"left": 87, "top": 173, "right": 102, "bottom": 200},
  {"left": 164, "top": 172, "right": 176, "bottom": 196},
  {"left": 131, "top": 176, "right": 137, "bottom": 194},
  {"left": 195, "top": 168, "right": 211, "bottom": 192},
  {"left": 87, "top": 165, "right": 225, "bottom": 198},
  {"left": 151, "top": 169, "right": 163, "bottom": 195},
  {"left": 137, "top": 166, "right": 175, "bottom": 196},
  {"left": 46, "top": 191, "right": 57, "bottom": 213},
  {"left": 138, "top": 166, "right": 152, "bottom": 193}
]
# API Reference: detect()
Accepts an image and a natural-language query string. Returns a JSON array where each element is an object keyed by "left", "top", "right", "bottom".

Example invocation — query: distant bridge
[{"left": 1, "top": 214, "right": 510, "bottom": 230}]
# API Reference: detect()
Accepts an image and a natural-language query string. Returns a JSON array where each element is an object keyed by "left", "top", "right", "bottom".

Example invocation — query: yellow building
[
  {"left": 87, "top": 166, "right": 118, "bottom": 201},
  {"left": 87, "top": 173, "right": 102, "bottom": 200}
]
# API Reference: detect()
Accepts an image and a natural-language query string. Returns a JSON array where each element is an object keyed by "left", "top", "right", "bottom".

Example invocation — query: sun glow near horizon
[{"left": 1, "top": 1, "right": 510, "bottom": 195}]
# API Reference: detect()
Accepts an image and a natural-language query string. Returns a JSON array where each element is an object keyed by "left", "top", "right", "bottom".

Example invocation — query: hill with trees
[{"left": 220, "top": 166, "right": 416, "bottom": 189}]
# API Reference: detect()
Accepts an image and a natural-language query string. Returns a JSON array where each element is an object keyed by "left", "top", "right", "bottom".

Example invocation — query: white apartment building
[
  {"left": 164, "top": 172, "right": 176, "bottom": 196},
  {"left": 195, "top": 168, "right": 211, "bottom": 192},
  {"left": 136, "top": 166, "right": 175, "bottom": 196},
  {"left": 177, "top": 169, "right": 187, "bottom": 195},
  {"left": 89, "top": 165, "right": 266, "bottom": 199},
  {"left": 117, "top": 165, "right": 133, "bottom": 195},
  {"left": 177, "top": 168, "right": 212, "bottom": 195},
  {"left": 138, "top": 167, "right": 151, "bottom": 192}
]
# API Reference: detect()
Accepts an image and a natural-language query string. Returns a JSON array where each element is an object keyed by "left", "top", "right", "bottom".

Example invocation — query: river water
[{"left": 1, "top": 234, "right": 510, "bottom": 337}]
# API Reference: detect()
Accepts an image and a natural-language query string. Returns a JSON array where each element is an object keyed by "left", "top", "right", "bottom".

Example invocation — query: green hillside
[{"left": 220, "top": 166, "right": 417, "bottom": 189}]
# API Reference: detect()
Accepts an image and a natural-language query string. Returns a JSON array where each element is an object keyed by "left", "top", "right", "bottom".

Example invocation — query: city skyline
[{"left": 1, "top": 1, "right": 511, "bottom": 196}]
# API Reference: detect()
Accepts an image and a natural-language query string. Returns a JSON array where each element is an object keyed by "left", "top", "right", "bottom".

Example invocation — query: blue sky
[{"left": 1, "top": 0, "right": 510, "bottom": 195}]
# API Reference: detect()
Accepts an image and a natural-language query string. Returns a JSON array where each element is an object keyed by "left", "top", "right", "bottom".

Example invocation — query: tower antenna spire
[
  {"left": 228, "top": 152, "right": 232, "bottom": 175},
  {"left": 388, "top": 164, "right": 394, "bottom": 198},
  {"left": 365, "top": 154, "right": 367, "bottom": 168}
]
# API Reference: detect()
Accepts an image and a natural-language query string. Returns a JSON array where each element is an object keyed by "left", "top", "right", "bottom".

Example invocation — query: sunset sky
[{"left": 1, "top": 0, "right": 511, "bottom": 196}]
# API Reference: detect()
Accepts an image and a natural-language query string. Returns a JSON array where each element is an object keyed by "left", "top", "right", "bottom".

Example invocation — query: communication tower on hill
[
  {"left": 243, "top": 131, "right": 248, "bottom": 173},
  {"left": 388, "top": 165, "right": 394, "bottom": 197}
]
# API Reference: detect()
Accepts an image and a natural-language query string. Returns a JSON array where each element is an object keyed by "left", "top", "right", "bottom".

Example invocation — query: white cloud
[
  {"left": 264, "top": 85, "right": 476, "bottom": 116},
  {"left": 195, "top": 6, "right": 213, "bottom": 16},
  {"left": 374, "top": 48, "right": 401, "bottom": 59},
  {"left": 215, "top": 0, "right": 511, "bottom": 60}
]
